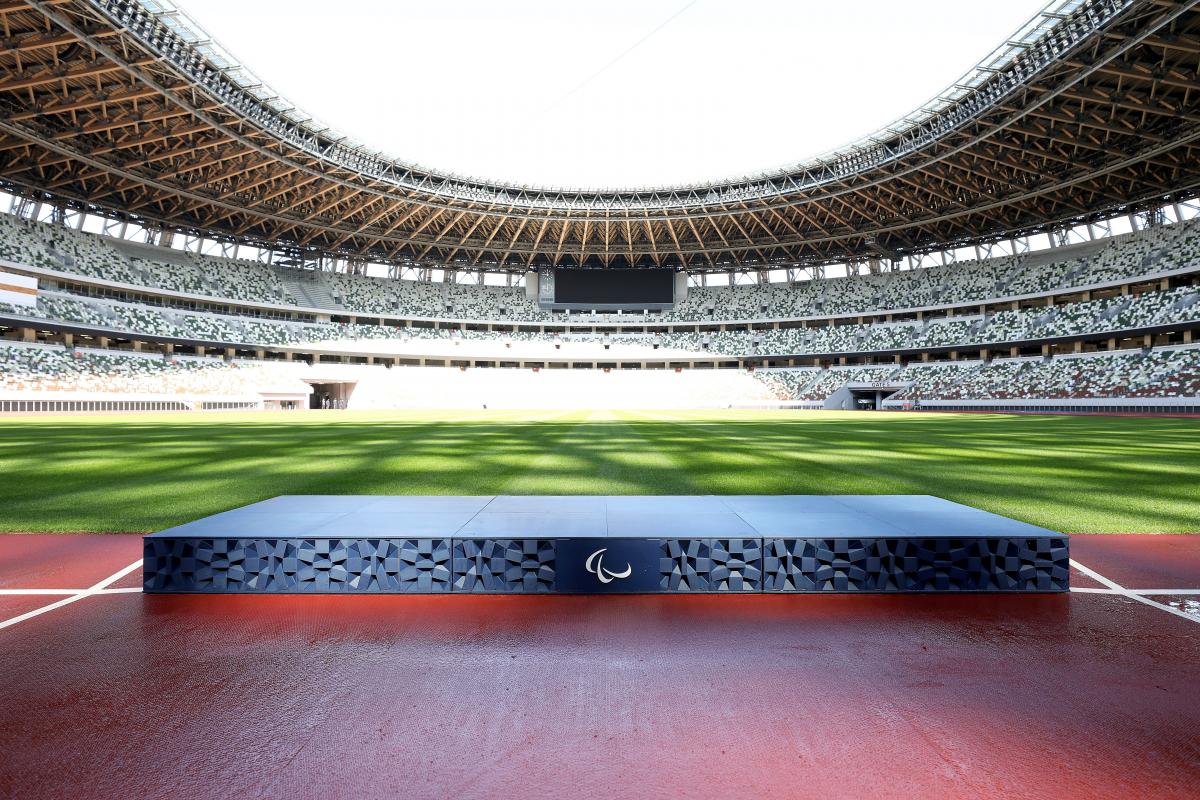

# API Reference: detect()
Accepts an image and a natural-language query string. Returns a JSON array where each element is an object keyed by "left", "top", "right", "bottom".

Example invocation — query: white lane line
[
  {"left": 0, "top": 587, "right": 144, "bottom": 596},
  {"left": 1129, "top": 589, "right": 1200, "bottom": 596},
  {"left": 0, "top": 589, "right": 85, "bottom": 596},
  {"left": 1071, "top": 586, "right": 1200, "bottom": 597},
  {"left": 1070, "top": 558, "right": 1200, "bottom": 625},
  {"left": 0, "top": 559, "right": 142, "bottom": 631}
]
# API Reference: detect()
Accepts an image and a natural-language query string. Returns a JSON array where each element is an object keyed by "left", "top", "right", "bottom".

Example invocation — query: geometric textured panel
[
  {"left": 658, "top": 538, "right": 762, "bottom": 592},
  {"left": 972, "top": 537, "right": 1070, "bottom": 591},
  {"left": 145, "top": 535, "right": 1068, "bottom": 593},
  {"left": 763, "top": 537, "right": 1070, "bottom": 592},
  {"left": 142, "top": 538, "right": 452, "bottom": 593},
  {"left": 451, "top": 539, "right": 556, "bottom": 592},
  {"left": 762, "top": 538, "right": 820, "bottom": 592},
  {"left": 142, "top": 496, "right": 1070, "bottom": 594}
]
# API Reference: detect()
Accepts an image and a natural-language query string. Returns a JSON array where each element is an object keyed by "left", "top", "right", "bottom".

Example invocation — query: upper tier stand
[{"left": 143, "top": 495, "right": 1069, "bottom": 594}]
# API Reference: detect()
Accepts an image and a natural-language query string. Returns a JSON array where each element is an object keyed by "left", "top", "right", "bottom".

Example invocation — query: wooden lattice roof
[{"left": 1, "top": 0, "right": 1198, "bottom": 273}]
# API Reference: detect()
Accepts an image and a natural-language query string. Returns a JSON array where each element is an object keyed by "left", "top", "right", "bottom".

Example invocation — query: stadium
[{"left": 0, "top": 0, "right": 1198, "bottom": 797}]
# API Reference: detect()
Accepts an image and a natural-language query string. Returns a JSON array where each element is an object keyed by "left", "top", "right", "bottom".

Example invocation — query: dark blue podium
[{"left": 143, "top": 495, "right": 1069, "bottom": 594}]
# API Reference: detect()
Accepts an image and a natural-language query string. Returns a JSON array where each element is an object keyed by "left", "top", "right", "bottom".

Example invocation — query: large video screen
[{"left": 553, "top": 268, "right": 674, "bottom": 305}]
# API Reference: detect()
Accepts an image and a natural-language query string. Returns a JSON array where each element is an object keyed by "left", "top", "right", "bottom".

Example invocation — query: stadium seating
[
  {"left": 5, "top": 339, "right": 1196, "bottom": 410},
  {"left": 884, "top": 349, "right": 1200, "bottom": 402},
  {"left": 750, "top": 348, "right": 1200, "bottom": 404},
  {"left": 4, "top": 282, "right": 1196, "bottom": 360},
  {"left": 2, "top": 212, "right": 1198, "bottom": 323},
  {"left": 0, "top": 342, "right": 307, "bottom": 397},
  {"left": 3, "top": 210, "right": 1200, "bottom": 412}
]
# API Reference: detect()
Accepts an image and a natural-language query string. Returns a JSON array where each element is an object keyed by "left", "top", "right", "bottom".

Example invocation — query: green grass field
[{"left": 0, "top": 409, "right": 1197, "bottom": 533}]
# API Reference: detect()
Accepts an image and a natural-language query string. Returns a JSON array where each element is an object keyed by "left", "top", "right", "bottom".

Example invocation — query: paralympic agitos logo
[{"left": 584, "top": 547, "right": 632, "bottom": 584}]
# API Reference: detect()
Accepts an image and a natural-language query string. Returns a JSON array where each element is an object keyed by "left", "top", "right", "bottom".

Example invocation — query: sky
[{"left": 175, "top": 0, "right": 1049, "bottom": 189}]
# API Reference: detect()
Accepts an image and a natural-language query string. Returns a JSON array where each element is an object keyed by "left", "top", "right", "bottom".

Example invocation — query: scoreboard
[{"left": 553, "top": 268, "right": 674, "bottom": 307}]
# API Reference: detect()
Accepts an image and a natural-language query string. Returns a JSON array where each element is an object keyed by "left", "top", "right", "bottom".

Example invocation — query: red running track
[{"left": 0, "top": 534, "right": 1198, "bottom": 800}]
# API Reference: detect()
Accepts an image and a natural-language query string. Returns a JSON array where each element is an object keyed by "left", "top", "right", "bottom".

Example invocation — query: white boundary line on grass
[
  {"left": 1070, "top": 558, "right": 1200, "bottom": 625},
  {"left": 0, "top": 559, "right": 142, "bottom": 631}
]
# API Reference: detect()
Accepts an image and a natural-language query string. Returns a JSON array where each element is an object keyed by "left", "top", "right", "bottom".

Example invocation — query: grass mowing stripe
[
  {"left": 0, "top": 409, "right": 1196, "bottom": 533},
  {"left": 635, "top": 409, "right": 934, "bottom": 496}
]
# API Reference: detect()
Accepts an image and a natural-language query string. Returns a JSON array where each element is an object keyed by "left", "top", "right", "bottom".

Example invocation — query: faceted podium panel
[
  {"left": 143, "top": 537, "right": 452, "bottom": 593},
  {"left": 659, "top": 539, "right": 763, "bottom": 592},
  {"left": 451, "top": 539, "right": 556, "bottom": 593},
  {"left": 144, "top": 495, "right": 1069, "bottom": 594},
  {"left": 761, "top": 537, "right": 1069, "bottom": 592}
]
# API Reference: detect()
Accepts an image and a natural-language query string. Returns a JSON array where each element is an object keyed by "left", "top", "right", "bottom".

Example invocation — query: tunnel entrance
[{"left": 306, "top": 381, "right": 356, "bottom": 410}]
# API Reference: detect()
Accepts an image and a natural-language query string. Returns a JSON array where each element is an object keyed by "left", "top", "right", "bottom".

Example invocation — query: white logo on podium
[{"left": 584, "top": 548, "right": 632, "bottom": 584}]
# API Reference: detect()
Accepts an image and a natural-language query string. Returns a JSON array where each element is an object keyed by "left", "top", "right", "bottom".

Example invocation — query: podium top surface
[{"left": 148, "top": 495, "right": 1063, "bottom": 540}]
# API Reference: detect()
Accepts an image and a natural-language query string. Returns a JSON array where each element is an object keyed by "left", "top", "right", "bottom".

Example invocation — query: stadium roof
[{"left": 1, "top": 0, "right": 1198, "bottom": 272}]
